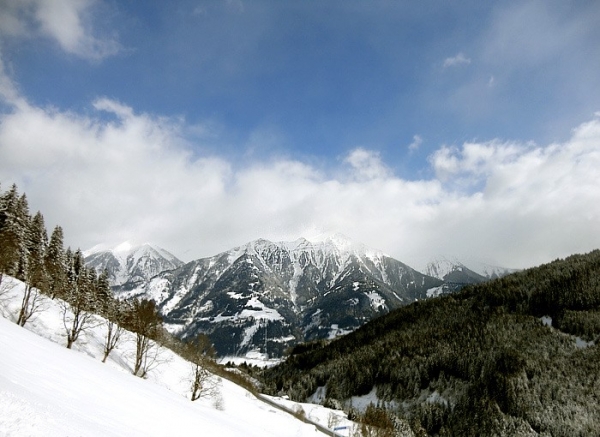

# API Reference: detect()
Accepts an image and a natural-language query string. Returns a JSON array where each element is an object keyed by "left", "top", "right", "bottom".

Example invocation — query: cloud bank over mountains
[
  {"left": 1, "top": 81, "right": 599, "bottom": 270},
  {"left": 1, "top": 0, "right": 599, "bottom": 271}
]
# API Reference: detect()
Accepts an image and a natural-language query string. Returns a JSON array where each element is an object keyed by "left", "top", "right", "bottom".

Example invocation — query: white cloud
[
  {"left": 0, "top": 0, "right": 120, "bottom": 61},
  {"left": 0, "top": 61, "right": 599, "bottom": 271},
  {"left": 0, "top": 51, "right": 26, "bottom": 109},
  {"left": 430, "top": 140, "right": 524, "bottom": 183},
  {"left": 443, "top": 52, "right": 471, "bottom": 68},
  {"left": 343, "top": 148, "right": 391, "bottom": 181},
  {"left": 408, "top": 134, "right": 423, "bottom": 152},
  {"left": 93, "top": 97, "right": 135, "bottom": 119}
]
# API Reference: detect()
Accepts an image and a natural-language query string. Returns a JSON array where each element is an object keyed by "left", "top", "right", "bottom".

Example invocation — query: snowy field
[{"left": 0, "top": 277, "right": 353, "bottom": 437}]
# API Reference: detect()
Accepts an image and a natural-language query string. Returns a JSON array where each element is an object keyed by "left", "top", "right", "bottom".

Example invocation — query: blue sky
[{"left": 1, "top": 0, "right": 600, "bottom": 270}]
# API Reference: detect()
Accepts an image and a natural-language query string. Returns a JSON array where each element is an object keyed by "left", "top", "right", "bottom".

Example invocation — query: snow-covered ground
[{"left": 0, "top": 277, "right": 353, "bottom": 436}]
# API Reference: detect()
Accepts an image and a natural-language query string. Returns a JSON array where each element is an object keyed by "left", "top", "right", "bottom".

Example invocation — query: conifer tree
[
  {"left": 45, "top": 226, "right": 67, "bottom": 298},
  {"left": 0, "top": 185, "right": 24, "bottom": 287},
  {"left": 27, "top": 212, "right": 49, "bottom": 289},
  {"left": 14, "top": 193, "right": 32, "bottom": 283},
  {"left": 17, "top": 211, "right": 48, "bottom": 326},
  {"left": 61, "top": 250, "right": 98, "bottom": 348},
  {"left": 96, "top": 268, "right": 113, "bottom": 313}
]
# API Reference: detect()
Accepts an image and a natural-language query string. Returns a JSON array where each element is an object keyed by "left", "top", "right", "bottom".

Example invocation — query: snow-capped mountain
[
  {"left": 424, "top": 256, "right": 517, "bottom": 284},
  {"left": 468, "top": 261, "right": 519, "bottom": 279},
  {"left": 84, "top": 241, "right": 184, "bottom": 286},
  {"left": 117, "top": 234, "right": 444, "bottom": 357},
  {"left": 424, "top": 257, "right": 487, "bottom": 284}
]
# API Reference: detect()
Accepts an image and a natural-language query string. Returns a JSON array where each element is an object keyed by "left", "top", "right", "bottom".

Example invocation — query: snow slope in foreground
[{"left": 0, "top": 278, "right": 338, "bottom": 436}]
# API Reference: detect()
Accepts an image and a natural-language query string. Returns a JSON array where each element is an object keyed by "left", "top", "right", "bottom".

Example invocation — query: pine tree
[
  {"left": 14, "top": 193, "right": 32, "bottom": 283},
  {"left": 96, "top": 269, "right": 113, "bottom": 314},
  {"left": 61, "top": 250, "right": 98, "bottom": 348},
  {"left": 17, "top": 211, "right": 48, "bottom": 326},
  {"left": 97, "top": 269, "right": 124, "bottom": 363},
  {"left": 27, "top": 212, "right": 49, "bottom": 290},
  {"left": 45, "top": 226, "right": 67, "bottom": 299},
  {"left": 0, "top": 185, "right": 24, "bottom": 287}
]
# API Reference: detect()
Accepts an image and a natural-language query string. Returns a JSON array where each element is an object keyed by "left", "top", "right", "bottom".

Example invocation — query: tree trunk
[
  {"left": 17, "top": 284, "right": 32, "bottom": 326},
  {"left": 102, "top": 321, "right": 121, "bottom": 363},
  {"left": 134, "top": 333, "right": 148, "bottom": 377}
]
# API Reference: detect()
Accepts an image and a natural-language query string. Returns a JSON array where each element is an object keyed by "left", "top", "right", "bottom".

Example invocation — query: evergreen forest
[
  {"left": 0, "top": 183, "right": 210, "bottom": 374},
  {"left": 262, "top": 249, "right": 600, "bottom": 436}
]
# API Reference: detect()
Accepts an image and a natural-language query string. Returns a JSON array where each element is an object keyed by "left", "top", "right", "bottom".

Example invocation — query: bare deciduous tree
[
  {"left": 16, "top": 285, "right": 46, "bottom": 326},
  {"left": 102, "top": 317, "right": 124, "bottom": 362},
  {"left": 185, "top": 334, "right": 218, "bottom": 401},
  {"left": 102, "top": 300, "right": 124, "bottom": 363},
  {"left": 125, "top": 299, "right": 163, "bottom": 377}
]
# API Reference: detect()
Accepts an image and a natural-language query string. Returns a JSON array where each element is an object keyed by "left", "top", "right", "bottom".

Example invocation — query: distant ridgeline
[
  {"left": 261, "top": 250, "right": 600, "bottom": 436},
  {"left": 86, "top": 236, "right": 516, "bottom": 359}
]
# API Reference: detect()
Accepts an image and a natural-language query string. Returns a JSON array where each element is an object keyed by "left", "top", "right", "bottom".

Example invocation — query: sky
[{"left": 0, "top": 0, "right": 599, "bottom": 270}]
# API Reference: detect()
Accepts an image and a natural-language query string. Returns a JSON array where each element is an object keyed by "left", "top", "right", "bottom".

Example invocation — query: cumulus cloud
[
  {"left": 343, "top": 148, "right": 391, "bottom": 181},
  {"left": 443, "top": 52, "right": 471, "bottom": 68},
  {"left": 0, "top": 59, "right": 599, "bottom": 270},
  {"left": 0, "top": 0, "right": 120, "bottom": 61},
  {"left": 430, "top": 140, "right": 524, "bottom": 184}
]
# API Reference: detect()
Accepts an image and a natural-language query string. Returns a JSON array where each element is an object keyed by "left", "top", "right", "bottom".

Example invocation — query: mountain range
[{"left": 85, "top": 235, "right": 513, "bottom": 358}]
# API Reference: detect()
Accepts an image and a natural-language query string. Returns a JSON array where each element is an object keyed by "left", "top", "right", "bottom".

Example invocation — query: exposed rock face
[{"left": 113, "top": 235, "right": 443, "bottom": 357}]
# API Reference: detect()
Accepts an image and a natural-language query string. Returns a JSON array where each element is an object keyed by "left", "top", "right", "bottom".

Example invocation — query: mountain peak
[
  {"left": 120, "top": 235, "right": 442, "bottom": 357},
  {"left": 425, "top": 255, "right": 516, "bottom": 282},
  {"left": 84, "top": 241, "right": 183, "bottom": 285}
]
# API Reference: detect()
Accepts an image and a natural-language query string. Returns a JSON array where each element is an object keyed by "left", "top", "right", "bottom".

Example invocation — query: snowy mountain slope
[
  {"left": 467, "top": 260, "right": 519, "bottom": 279},
  {"left": 121, "top": 235, "right": 443, "bottom": 357},
  {"left": 0, "top": 277, "right": 352, "bottom": 437},
  {"left": 425, "top": 256, "right": 517, "bottom": 283},
  {"left": 424, "top": 256, "right": 487, "bottom": 284},
  {"left": 85, "top": 241, "right": 184, "bottom": 285}
]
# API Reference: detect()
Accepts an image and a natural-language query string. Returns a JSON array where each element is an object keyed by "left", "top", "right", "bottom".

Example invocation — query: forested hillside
[
  {"left": 0, "top": 184, "right": 110, "bottom": 328},
  {"left": 0, "top": 184, "right": 178, "bottom": 372},
  {"left": 262, "top": 250, "right": 600, "bottom": 436}
]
